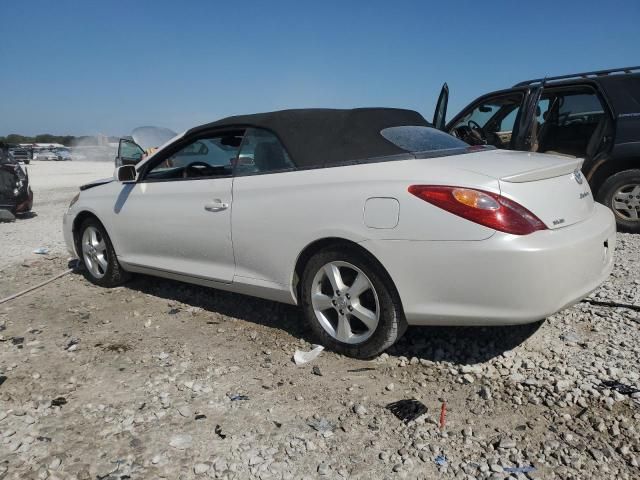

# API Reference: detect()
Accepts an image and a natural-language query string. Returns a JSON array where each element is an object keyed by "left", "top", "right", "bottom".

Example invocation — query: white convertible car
[{"left": 63, "top": 108, "right": 616, "bottom": 358}]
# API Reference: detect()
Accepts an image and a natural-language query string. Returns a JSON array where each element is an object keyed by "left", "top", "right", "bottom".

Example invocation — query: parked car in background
[
  {"left": 0, "top": 159, "right": 33, "bottom": 215},
  {"left": 64, "top": 108, "right": 615, "bottom": 358},
  {"left": 436, "top": 66, "right": 640, "bottom": 232},
  {"left": 8, "top": 147, "right": 31, "bottom": 164},
  {"left": 53, "top": 147, "right": 72, "bottom": 161},
  {"left": 34, "top": 149, "right": 59, "bottom": 161}
]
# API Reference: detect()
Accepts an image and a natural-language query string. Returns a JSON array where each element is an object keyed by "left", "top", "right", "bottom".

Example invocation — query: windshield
[{"left": 381, "top": 126, "right": 468, "bottom": 153}]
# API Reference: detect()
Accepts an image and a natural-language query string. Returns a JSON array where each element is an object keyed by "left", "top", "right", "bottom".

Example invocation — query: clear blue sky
[{"left": 2, "top": 0, "right": 639, "bottom": 136}]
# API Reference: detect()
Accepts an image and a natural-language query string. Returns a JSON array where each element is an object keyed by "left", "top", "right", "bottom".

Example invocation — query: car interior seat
[
  {"left": 585, "top": 114, "right": 610, "bottom": 160},
  {"left": 253, "top": 142, "right": 291, "bottom": 172}
]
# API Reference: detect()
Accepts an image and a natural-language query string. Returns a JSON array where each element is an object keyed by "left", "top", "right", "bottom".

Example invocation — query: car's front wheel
[
  {"left": 301, "top": 246, "right": 407, "bottom": 359},
  {"left": 597, "top": 169, "right": 640, "bottom": 233},
  {"left": 77, "top": 218, "right": 130, "bottom": 287}
]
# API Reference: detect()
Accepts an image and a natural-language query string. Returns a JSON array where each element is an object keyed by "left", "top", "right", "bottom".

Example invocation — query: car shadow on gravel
[
  {"left": 389, "top": 322, "right": 543, "bottom": 365},
  {"left": 123, "top": 273, "right": 315, "bottom": 342},
  {"left": 112, "top": 272, "right": 543, "bottom": 365},
  {"left": 15, "top": 211, "right": 38, "bottom": 220}
]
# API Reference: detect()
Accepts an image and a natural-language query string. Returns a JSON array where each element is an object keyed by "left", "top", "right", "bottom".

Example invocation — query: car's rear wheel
[
  {"left": 301, "top": 246, "right": 407, "bottom": 359},
  {"left": 597, "top": 169, "right": 640, "bottom": 233},
  {"left": 77, "top": 218, "right": 130, "bottom": 287}
]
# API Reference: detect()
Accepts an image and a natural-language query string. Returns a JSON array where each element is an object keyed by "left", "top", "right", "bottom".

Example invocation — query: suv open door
[
  {"left": 511, "top": 85, "right": 543, "bottom": 152},
  {"left": 115, "top": 138, "right": 144, "bottom": 168},
  {"left": 433, "top": 83, "right": 449, "bottom": 131}
]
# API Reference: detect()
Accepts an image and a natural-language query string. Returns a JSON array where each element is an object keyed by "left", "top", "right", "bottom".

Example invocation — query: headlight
[
  {"left": 13, "top": 188, "right": 19, "bottom": 196},
  {"left": 68, "top": 192, "right": 80, "bottom": 209}
]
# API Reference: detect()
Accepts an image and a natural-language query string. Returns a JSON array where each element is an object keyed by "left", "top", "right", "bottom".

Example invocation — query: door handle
[{"left": 204, "top": 200, "right": 229, "bottom": 212}]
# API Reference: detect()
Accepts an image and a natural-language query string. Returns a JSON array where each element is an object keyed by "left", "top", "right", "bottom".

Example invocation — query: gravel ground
[
  {"left": 0, "top": 163, "right": 639, "bottom": 479},
  {"left": 0, "top": 161, "right": 114, "bottom": 269}
]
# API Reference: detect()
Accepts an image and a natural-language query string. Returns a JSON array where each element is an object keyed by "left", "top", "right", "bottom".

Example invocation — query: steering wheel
[
  {"left": 467, "top": 120, "right": 487, "bottom": 143},
  {"left": 183, "top": 161, "right": 214, "bottom": 178}
]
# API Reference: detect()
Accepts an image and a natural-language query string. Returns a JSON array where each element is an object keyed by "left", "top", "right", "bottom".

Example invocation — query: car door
[
  {"left": 511, "top": 86, "right": 543, "bottom": 151},
  {"left": 230, "top": 128, "right": 298, "bottom": 286},
  {"left": 110, "top": 130, "right": 244, "bottom": 283},
  {"left": 447, "top": 90, "right": 528, "bottom": 149},
  {"left": 116, "top": 138, "right": 144, "bottom": 167},
  {"left": 433, "top": 83, "right": 449, "bottom": 131}
]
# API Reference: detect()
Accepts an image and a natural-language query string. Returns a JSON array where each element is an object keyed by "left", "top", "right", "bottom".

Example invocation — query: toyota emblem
[{"left": 573, "top": 169, "right": 584, "bottom": 185}]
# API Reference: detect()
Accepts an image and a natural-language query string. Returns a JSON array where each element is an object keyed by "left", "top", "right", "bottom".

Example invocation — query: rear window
[{"left": 381, "top": 126, "right": 468, "bottom": 152}]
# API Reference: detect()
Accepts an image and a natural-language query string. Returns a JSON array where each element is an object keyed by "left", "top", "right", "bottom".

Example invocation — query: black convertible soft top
[{"left": 187, "top": 108, "right": 430, "bottom": 168}]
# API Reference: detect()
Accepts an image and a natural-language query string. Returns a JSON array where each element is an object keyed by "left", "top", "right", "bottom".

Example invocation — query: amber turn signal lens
[{"left": 452, "top": 188, "right": 500, "bottom": 210}]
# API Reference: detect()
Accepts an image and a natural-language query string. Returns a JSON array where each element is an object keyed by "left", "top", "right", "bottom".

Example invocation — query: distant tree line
[{"left": 0, "top": 134, "right": 120, "bottom": 146}]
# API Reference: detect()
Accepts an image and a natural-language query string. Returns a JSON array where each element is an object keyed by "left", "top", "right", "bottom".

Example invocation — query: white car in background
[
  {"left": 53, "top": 147, "right": 72, "bottom": 161},
  {"left": 34, "top": 149, "right": 58, "bottom": 161},
  {"left": 63, "top": 108, "right": 616, "bottom": 358}
]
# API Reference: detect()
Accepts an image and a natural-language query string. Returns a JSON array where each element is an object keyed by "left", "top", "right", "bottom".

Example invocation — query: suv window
[
  {"left": 119, "top": 140, "right": 144, "bottom": 162},
  {"left": 235, "top": 128, "right": 295, "bottom": 175},
  {"left": 536, "top": 90, "right": 606, "bottom": 157},
  {"left": 145, "top": 132, "right": 244, "bottom": 181},
  {"left": 557, "top": 93, "right": 604, "bottom": 125},
  {"left": 450, "top": 93, "right": 524, "bottom": 148}
]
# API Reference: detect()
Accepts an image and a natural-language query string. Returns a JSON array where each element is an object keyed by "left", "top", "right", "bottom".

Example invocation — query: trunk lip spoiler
[{"left": 500, "top": 157, "right": 584, "bottom": 183}]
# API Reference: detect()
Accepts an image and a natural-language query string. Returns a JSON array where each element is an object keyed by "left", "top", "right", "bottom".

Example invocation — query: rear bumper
[{"left": 361, "top": 204, "right": 616, "bottom": 326}]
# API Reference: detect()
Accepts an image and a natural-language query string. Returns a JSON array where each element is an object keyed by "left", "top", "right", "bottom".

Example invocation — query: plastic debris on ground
[
  {"left": 386, "top": 399, "right": 428, "bottom": 424},
  {"left": 434, "top": 455, "right": 447, "bottom": 467},
  {"left": 33, "top": 247, "right": 49, "bottom": 255},
  {"left": 307, "top": 417, "right": 335, "bottom": 433},
  {"left": 227, "top": 393, "right": 249, "bottom": 401},
  {"left": 439, "top": 401, "right": 447, "bottom": 430},
  {"left": 600, "top": 380, "right": 639, "bottom": 396},
  {"left": 503, "top": 466, "right": 536, "bottom": 474},
  {"left": 50, "top": 397, "right": 67, "bottom": 407},
  {"left": 293, "top": 345, "right": 324, "bottom": 365}
]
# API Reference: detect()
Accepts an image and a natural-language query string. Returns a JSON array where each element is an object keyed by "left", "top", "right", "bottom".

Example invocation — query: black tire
[
  {"left": 596, "top": 169, "right": 640, "bottom": 233},
  {"left": 300, "top": 246, "right": 407, "bottom": 359},
  {"left": 76, "top": 217, "right": 130, "bottom": 287}
]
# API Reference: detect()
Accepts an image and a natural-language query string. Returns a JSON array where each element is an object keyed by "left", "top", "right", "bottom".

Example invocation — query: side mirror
[{"left": 116, "top": 165, "right": 137, "bottom": 183}]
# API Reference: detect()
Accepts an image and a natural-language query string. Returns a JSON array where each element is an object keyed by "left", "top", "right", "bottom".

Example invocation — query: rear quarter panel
[{"left": 231, "top": 157, "right": 498, "bottom": 290}]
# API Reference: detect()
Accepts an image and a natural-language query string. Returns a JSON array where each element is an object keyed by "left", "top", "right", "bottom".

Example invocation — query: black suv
[{"left": 433, "top": 66, "right": 640, "bottom": 232}]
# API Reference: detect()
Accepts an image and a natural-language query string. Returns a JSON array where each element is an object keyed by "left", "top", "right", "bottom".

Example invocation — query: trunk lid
[{"left": 443, "top": 149, "right": 594, "bottom": 229}]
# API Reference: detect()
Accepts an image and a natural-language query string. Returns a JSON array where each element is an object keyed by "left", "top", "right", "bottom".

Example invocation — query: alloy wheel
[
  {"left": 310, "top": 261, "right": 380, "bottom": 344},
  {"left": 81, "top": 225, "right": 108, "bottom": 279},
  {"left": 612, "top": 184, "right": 640, "bottom": 221}
]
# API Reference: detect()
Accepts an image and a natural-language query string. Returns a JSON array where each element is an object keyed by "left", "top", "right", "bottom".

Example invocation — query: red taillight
[{"left": 408, "top": 185, "right": 547, "bottom": 235}]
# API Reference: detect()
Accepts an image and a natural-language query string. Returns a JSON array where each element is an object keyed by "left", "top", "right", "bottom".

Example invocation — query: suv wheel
[
  {"left": 597, "top": 169, "right": 640, "bottom": 233},
  {"left": 301, "top": 247, "right": 407, "bottom": 359},
  {"left": 77, "top": 218, "right": 130, "bottom": 287}
]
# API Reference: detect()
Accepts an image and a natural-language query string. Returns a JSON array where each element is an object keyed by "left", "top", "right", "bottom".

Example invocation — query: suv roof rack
[{"left": 514, "top": 66, "right": 640, "bottom": 87}]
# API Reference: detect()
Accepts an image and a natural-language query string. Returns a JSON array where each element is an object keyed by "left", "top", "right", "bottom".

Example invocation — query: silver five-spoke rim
[
  {"left": 82, "top": 226, "right": 108, "bottom": 279},
  {"left": 311, "top": 261, "right": 380, "bottom": 344},
  {"left": 612, "top": 184, "right": 640, "bottom": 221}
]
